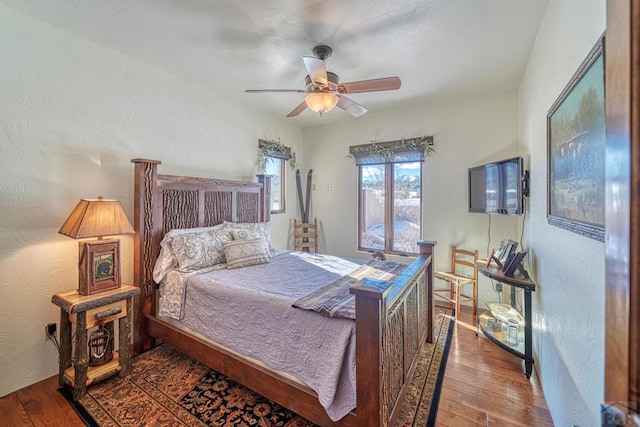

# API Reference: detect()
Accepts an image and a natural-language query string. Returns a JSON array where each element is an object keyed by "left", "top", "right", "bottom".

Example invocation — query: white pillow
[
  {"left": 152, "top": 224, "right": 230, "bottom": 282},
  {"left": 222, "top": 238, "right": 271, "bottom": 269},
  {"left": 224, "top": 221, "right": 274, "bottom": 252}
]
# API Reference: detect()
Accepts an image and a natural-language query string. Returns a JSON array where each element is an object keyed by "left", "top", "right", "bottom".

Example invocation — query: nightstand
[{"left": 51, "top": 284, "right": 140, "bottom": 400}]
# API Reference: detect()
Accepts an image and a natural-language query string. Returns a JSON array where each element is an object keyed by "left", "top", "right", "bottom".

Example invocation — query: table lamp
[{"left": 59, "top": 196, "right": 134, "bottom": 295}]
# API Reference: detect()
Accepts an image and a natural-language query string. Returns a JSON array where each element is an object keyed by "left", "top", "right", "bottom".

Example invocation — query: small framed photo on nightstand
[{"left": 79, "top": 239, "right": 121, "bottom": 295}]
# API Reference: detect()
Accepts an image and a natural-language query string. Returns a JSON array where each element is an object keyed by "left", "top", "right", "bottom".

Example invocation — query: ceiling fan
[{"left": 245, "top": 45, "right": 401, "bottom": 118}]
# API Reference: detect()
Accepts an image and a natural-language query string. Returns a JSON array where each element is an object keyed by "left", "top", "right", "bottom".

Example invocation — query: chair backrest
[
  {"left": 450, "top": 246, "right": 479, "bottom": 281},
  {"left": 294, "top": 218, "right": 318, "bottom": 252}
]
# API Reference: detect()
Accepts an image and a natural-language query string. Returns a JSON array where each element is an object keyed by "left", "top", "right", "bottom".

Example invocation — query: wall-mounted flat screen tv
[{"left": 468, "top": 156, "right": 527, "bottom": 215}]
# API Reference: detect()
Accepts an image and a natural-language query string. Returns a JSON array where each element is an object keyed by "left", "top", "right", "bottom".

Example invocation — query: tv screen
[
  {"left": 468, "top": 157, "right": 525, "bottom": 215},
  {"left": 468, "top": 165, "right": 488, "bottom": 213}
]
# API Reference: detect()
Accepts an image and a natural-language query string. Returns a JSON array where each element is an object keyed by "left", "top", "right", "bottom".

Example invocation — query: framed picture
[
  {"left": 547, "top": 35, "right": 605, "bottom": 242},
  {"left": 503, "top": 250, "right": 529, "bottom": 278},
  {"left": 495, "top": 239, "right": 518, "bottom": 265},
  {"left": 78, "top": 239, "right": 121, "bottom": 295}
]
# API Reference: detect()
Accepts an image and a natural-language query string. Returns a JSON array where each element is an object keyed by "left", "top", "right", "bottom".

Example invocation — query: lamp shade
[
  {"left": 305, "top": 93, "right": 339, "bottom": 114},
  {"left": 59, "top": 196, "right": 134, "bottom": 239}
]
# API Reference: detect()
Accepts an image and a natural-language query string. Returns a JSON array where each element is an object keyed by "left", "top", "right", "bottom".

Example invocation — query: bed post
[
  {"left": 256, "top": 174, "right": 271, "bottom": 223},
  {"left": 350, "top": 278, "right": 389, "bottom": 426},
  {"left": 131, "top": 158, "right": 161, "bottom": 354},
  {"left": 350, "top": 240, "right": 436, "bottom": 427},
  {"left": 418, "top": 240, "right": 436, "bottom": 343}
]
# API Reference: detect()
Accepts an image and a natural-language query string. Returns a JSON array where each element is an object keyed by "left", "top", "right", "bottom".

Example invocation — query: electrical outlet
[
  {"left": 496, "top": 283, "right": 503, "bottom": 293},
  {"left": 45, "top": 322, "right": 57, "bottom": 340}
]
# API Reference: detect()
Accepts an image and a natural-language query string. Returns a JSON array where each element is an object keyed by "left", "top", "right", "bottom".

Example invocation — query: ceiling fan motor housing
[
  {"left": 312, "top": 45, "right": 333, "bottom": 60},
  {"left": 305, "top": 71, "right": 340, "bottom": 91}
]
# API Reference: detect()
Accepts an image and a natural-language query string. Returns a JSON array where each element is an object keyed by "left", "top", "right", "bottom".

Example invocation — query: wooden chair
[
  {"left": 294, "top": 218, "right": 318, "bottom": 253},
  {"left": 433, "top": 246, "right": 478, "bottom": 320}
]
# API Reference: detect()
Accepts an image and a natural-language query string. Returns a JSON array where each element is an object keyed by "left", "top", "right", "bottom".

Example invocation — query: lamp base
[{"left": 78, "top": 239, "right": 122, "bottom": 295}]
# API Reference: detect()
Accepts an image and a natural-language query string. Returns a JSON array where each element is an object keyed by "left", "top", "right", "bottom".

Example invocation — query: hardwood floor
[
  {"left": 0, "top": 305, "right": 553, "bottom": 426},
  {"left": 436, "top": 305, "right": 553, "bottom": 426}
]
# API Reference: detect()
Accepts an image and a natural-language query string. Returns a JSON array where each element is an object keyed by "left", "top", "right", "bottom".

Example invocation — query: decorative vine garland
[
  {"left": 257, "top": 139, "right": 300, "bottom": 171},
  {"left": 347, "top": 136, "right": 435, "bottom": 162}
]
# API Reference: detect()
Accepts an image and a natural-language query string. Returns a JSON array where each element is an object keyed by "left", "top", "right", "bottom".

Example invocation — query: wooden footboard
[
  {"left": 351, "top": 240, "right": 434, "bottom": 426},
  {"left": 131, "top": 158, "right": 435, "bottom": 427}
]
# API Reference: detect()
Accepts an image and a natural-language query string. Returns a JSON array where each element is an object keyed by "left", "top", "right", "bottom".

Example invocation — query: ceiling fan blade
[
  {"left": 336, "top": 95, "right": 368, "bottom": 117},
  {"left": 340, "top": 77, "right": 401, "bottom": 94},
  {"left": 287, "top": 100, "right": 308, "bottom": 118},
  {"left": 245, "top": 89, "right": 307, "bottom": 93},
  {"left": 303, "top": 56, "right": 328, "bottom": 86}
]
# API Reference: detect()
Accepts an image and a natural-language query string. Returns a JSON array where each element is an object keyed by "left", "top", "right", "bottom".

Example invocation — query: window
[
  {"left": 259, "top": 139, "right": 293, "bottom": 214},
  {"left": 264, "top": 156, "right": 285, "bottom": 213},
  {"left": 353, "top": 140, "right": 425, "bottom": 255}
]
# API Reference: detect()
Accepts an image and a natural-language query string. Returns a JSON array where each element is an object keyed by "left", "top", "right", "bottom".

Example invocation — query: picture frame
[
  {"left": 503, "top": 250, "right": 529, "bottom": 278},
  {"left": 486, "top": 249, "right": 503, "bottom": 269},
  {"left": 547, "top": 35, "right": 605, "bottom": 242},
  {"left": 495, "top": 239, "right": 518, "bottom": 266},
  {"left": 78, "top": 239, "right": 121, "bottom": 295}
]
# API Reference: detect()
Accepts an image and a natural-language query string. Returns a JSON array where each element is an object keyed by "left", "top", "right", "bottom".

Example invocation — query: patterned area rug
[{"left": 62, "top": 307, "right": 453, "bottom": 426}]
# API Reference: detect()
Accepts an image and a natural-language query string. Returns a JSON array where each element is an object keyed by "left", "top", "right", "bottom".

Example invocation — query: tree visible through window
[{"left": 352, "top": 138, "right": 430, "bottom": 255}]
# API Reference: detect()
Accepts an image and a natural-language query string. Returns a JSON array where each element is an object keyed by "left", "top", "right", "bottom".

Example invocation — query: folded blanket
[{"left": 293, "top": 260, "right": 408, "bottom": 319}]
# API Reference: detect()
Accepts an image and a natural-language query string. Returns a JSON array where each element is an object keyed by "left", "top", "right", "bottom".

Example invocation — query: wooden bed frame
[{"left": 131, "top": 158, "right": 436, "bottom": 427}]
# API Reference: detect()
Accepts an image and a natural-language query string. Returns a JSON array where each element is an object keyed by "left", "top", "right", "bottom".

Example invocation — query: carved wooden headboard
[{"left": 131, "top": 159, "right": 271, "bottom": 352}]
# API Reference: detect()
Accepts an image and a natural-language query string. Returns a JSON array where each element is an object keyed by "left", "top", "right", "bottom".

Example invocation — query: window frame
[
  {"left": 265, "top": 156, "right": 286, "bottom": 214},
  {"left": 357, "top": 159, "right": 423, "bottom": 256},
  {"left": 259, "top": 139, "right": 291, "bottom": 214}
]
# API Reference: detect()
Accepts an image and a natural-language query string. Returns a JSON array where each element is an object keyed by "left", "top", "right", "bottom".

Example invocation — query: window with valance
[
  {"left": 350, "top": 137, "right": 433, "bottom": 255},
  {"left": 259, "top": 139, "right": 293, "bottom": 214}
]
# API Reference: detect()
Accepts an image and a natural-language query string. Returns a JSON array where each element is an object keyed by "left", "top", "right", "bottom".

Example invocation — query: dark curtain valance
[{"left": 349, "top": 136, "right": 434, "bottom": 165}]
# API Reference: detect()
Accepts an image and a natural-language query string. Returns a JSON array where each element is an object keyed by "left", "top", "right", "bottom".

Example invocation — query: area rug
[{"left": 61, "top": 307, "right": 453, "bottom": 426}]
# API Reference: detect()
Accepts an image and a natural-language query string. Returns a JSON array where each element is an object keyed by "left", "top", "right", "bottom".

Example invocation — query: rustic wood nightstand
[{"left": 51, "top": 284, "right": 140, "bottom": 400}]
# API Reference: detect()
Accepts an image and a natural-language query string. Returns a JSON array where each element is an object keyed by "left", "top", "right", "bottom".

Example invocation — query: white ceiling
[{"left": 2, "top": 0, "right": 549, "bottom": 128}]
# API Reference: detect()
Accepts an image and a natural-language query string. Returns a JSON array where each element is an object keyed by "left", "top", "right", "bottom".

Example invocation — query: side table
[
  {"left": 475, "top": 261, "right": 536, "bottom": 378},
  {"left": 51, "top": 284, "right": 140, "bottom": 400}
]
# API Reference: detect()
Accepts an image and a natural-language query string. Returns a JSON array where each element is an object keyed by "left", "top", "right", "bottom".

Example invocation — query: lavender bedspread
[{"left": 174, "top": 250, "right": 365, "bottom": 421}]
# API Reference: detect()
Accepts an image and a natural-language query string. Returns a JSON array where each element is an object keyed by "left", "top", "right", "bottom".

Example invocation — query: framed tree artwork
[
  {"left": 547, "top": 35, "right": 605, "bottom": 242},
  {"left": 79, "top": 240, "right": 121, "bottom": 295}
]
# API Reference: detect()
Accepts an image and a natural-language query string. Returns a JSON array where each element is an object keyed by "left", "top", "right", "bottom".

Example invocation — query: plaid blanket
[{"left": 292, "top": 260, "right": 408, "bottom": 319}]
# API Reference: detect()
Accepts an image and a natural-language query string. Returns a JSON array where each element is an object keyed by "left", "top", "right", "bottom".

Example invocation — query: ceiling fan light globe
[{"left": 305, "top": 93, "right": 339, "bottom": 115}]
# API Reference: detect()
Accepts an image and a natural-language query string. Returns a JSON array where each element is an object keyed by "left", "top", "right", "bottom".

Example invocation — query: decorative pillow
[
  {"left": 222, "top": 238, "right": 271, "bottom": 269},
  {"left": 170, "top": 229, "right": 231, "bottom": 272},
  {"left": 153, "top": 224, "right": 231, "bottom": 281},
  {"left": 224, "top": 221, "right": 274, "bottom": 252},
  {"left": 230, "top": 228, "right": 260, "bottom": 241}
]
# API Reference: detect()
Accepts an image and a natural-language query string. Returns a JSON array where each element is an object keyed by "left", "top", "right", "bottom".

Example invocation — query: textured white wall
[
  {"left": 0, "top": 5, "right": 303, "bottom": 396},
  {"left": 302, "top": 92, "right": 522, "bottom": 309},
  {"left": 518, "top": 0, "right": 606, "bottom": 425}
]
